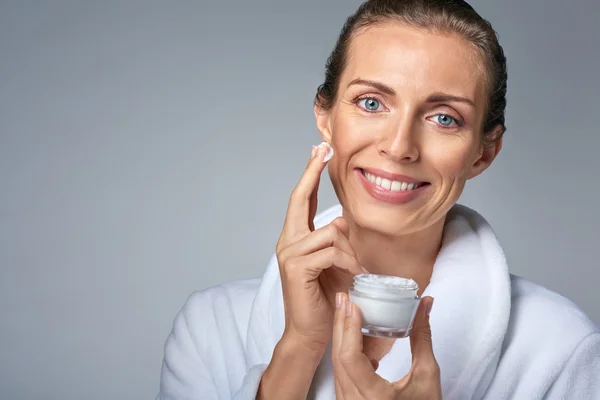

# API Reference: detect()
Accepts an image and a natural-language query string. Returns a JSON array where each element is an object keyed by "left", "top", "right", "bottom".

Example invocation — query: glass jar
[{"left": 348, "top": 274, "right": 421, "bottom": 338}]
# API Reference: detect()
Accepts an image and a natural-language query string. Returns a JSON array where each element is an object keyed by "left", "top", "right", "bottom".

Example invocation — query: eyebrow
[
  {"left": 426, "top": 93, "right": 475, "bottom": 108},
  {"left": 347, "top": 78, "right": 475, "bottom": 108},
  {"left": 348, "top": 78, "right": 396, "bottom": 96}
]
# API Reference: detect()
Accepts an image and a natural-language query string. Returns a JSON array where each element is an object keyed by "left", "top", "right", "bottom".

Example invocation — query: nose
[{"left": 376, "top": 114, "right": 420, "bottom": 163}]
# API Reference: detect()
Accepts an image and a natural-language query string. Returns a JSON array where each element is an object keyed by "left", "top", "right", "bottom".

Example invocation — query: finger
[
  {"left": 332, "top": 293, "right": 346, "bottom": 362},
  {"left": 279, "top": 220, "right": 358, "bottom": 262},
  {"left": 370, "top": 359, "right": 379, "bottom": 371},
  {"left": 328, "top": 217, "right": 356, "bottom": 258},
  {"left": 332, "top": 293, "right": 348, "bottom": 399},
  {"left": 308, "top": 145, "right": 322, "bottom": 232},
  {"left": 329, "top": 216, "right": 349, "bottom": 235},
  {"left": 283, "top": 143, "right": 332, "bottom": 238},
  {"left": 285, "top": 247, "right": 364, "bottom": 280},
  {"left": 332, "top": 293, "right": 359, "bottom": 399},
  {"left": 339, "top": 301, "right": 389, "bottom": 397},
  {"left": 333, "top": 293, "right": 354, "bottom": 366},
  {"left": 308, "top": 172, "right": 319, "bottom": 232},
  {"left": 334, "top": 380, "right": 345, "bottom": 400},
  {"left": 409, "top": 297, "right": 440, "bottom": 377}
]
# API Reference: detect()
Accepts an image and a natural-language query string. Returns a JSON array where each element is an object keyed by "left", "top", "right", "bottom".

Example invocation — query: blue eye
[
  {"left": 434, "top": 114, "right": 458, "bottom": 127},
  {"left": 358, "top": 97, "right": 381, "bottom": 112}
]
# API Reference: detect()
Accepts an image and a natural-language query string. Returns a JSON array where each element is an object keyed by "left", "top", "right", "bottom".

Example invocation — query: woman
[{"left": 157, "top": 1, "right": 600, "bottom": 399}]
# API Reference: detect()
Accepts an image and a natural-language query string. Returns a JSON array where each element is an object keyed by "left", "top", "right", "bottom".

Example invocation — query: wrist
[
  {"left": 277, "top": 331, "right": 327, "bottom": 365},
  {"left": 257, "top": 333, "right": 326, "bottom": 400}
]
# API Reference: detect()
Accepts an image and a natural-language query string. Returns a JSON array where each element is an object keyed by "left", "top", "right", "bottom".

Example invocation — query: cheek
[
  {"left": 330, "top": 108, "right": 387, "bottom": 152},
  {"left": 331, "top": 116, "right": 368, "bottom": 152},
  {"left": 425, "top": 139, "right": 477, "bottom": 179}
]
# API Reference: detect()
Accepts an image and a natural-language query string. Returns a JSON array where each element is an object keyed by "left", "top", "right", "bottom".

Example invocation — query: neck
[
  {"left": 320, "top": 211, "right": 446, "bottom": 305},
  {"left": 349, "top": 215, "right": 445, "bottom": 295}
]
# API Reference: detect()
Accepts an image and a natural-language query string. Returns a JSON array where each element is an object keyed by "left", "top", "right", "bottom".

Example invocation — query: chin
[
  {"left": 337, "top": 183, "right": 456, "bottom": 239},
  {"left": 342, "top": 197, "right": 426, "bottom": 237}
]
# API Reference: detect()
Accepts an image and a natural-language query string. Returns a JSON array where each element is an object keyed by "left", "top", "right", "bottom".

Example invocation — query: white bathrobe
[{"left": 157, "top": 204, "right": 600, "bottom": 400}]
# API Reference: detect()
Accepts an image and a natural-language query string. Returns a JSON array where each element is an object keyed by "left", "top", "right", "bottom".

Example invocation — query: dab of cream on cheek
[
  {"left": 348, "top": 274, "right": 421, "bottom": 338},
  {"left": 323, "top": 143, "right": 334, "bottom": 162},
  {"left": 316, "top": 141, "right": 334, "bottom": 162}
]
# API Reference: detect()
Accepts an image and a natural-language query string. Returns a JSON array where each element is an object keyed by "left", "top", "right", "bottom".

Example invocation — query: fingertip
[
  {"left": 346, "top": 301, "right": 363, "bottom": 327},
  {"left": 418, "top": 296, "right": 433, "bottom": 313},
  {"left": 335, "top": 292, "right": 347, "bottom": 318},
  {"left": 330, "top": 217, "right": 349, "bottom": 234},
  {"left": 417, "top": 297, "right": 433, "bottom": 323},
  {"left": 307, "top": 143, "right": 327, "bottom": 168},
  {"left": 345, "top": 299, "right": 353, "bottom": 317},
  {"left": 310, "top": 145, "right": 318, "bottom": 160},
  {"left": 314, "top": 142, "right": 325, "bottom": 161},
  {"left": 427, "top": 297, "right": 434, "bottom": 318},
  {"left": 370, "top": 359, "right": 379, "bottom": 371},
  {"left": 412, "top": 297, "right": 432, "bottom": 331},
  {"left": 310, "top": 142, "right": 333, "bottom": 164}
]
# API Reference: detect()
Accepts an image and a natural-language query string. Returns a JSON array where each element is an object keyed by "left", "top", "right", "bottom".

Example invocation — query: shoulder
[
  {"left": 178, "top": 278, "right": 261, "bottom": 342},
  {"left": 509, "top": 274, "right": 597, "bottom": 337},
  {"left": 501, "top": 274, "right": 598, "bottom": 370},
  {"left": 489, "top": 275, "right": 600, "bottom": 398},
  {"left": 159, "top": 279, "right": 261, "bottom": 398}
]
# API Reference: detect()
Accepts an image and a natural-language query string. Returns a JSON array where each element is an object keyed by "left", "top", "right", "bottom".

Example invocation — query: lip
[
  {"left": 360, "top": 167, "right": 426, "bottom": 184},
  {"left": 355, "top": 168, "right": 430, "bottom": 205}
]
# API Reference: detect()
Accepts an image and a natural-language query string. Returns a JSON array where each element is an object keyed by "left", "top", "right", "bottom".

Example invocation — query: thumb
[{"left": 409, "top": 296, "right": 436, "bottom": 363}]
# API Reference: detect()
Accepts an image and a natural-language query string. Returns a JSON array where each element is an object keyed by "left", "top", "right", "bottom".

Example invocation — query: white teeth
[{"left": 362, "top": 170, "right": 422, "bottom": 192}]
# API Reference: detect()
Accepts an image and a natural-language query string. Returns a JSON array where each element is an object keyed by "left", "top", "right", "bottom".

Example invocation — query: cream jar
[{"left": 348, "top": 274, "right": 421, "bottom": 338}]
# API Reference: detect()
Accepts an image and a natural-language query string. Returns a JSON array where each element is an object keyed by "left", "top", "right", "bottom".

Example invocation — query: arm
[
  {"left": 157, "top": 291, "right": 326, "bottom": 400},
  {"left": 257, "top": 334, "right": 325, "bottom": 400},
  {"left": 544, "top": 332, "right": 600, "bottom": 399},
  {"left": 157, "top": 293, "right": 220, "bottom": 400},
  {"left": 158, "top": 289, "right": 262, "bottom": 400}
]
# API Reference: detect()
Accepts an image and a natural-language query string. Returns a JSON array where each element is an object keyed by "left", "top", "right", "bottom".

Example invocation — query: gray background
[{"left": 1, "top": 0, "right": 598, "bottom": 399}]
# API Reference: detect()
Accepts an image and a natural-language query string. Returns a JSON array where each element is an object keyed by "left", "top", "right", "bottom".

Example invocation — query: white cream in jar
[{"left": 348, "top": 274, "right": 421, "bottom": 338}]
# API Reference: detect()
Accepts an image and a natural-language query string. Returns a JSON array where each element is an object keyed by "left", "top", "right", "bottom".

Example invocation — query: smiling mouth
[{"left": 360, "top": 169, "right": 429, "bottom": 192}]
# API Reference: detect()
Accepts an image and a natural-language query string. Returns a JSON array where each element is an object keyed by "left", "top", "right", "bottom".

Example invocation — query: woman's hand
[
  {"left": 258, "top": 143, "right": 365, "bottom": 400},
  {"left": 332, "top": 293, "right": 442, "bottom": 400},
  {"left": 275, "top": 143, "right": 365, "bottom": 353}
]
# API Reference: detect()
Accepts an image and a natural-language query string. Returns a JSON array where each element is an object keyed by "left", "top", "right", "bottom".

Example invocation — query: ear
[
  {"left": 467, "top": 125, "right": 504, "bottom": 179},
  {"left": 314, "top": 104, "right": 333, "bottom": 143}
]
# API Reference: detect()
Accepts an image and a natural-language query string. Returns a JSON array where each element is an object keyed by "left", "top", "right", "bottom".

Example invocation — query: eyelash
[
  {"left": 352, "top": 95, "right": 464, "bottom": 129},
  {"left": 431, "top": 113, "right": 464, "bottom": 128},
  {"left": 352, "top": 95, "right": 385, "bottom": 112}
]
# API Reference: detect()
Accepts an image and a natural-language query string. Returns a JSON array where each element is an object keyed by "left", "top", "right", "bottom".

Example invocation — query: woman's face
[{"left": 315, "top": 22, "right": 502, "bottom": 236}]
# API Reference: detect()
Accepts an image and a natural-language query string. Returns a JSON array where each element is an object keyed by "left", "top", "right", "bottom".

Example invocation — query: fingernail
[
  {"left": 361, "top": 267, "right": 370, "bottom": 275},
  {"left": 346, "top": 300, "right": 353, "bottom": 317},
  {"left": 427, "top": 298, "right": 434, "bottom": 317},
  {"left": 310, "top": 145, "right": 318, "bottom": 160},
  {"left": 315, "top": 143, "right": 325, "bottom": 160},
  {"left": 336, "top": 292, "right": 342, "bottom": 309}
]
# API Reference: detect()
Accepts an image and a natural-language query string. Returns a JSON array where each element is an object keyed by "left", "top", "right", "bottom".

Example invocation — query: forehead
[{"left": 344, "top": 22, "right": 487, "bottom": 103}]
